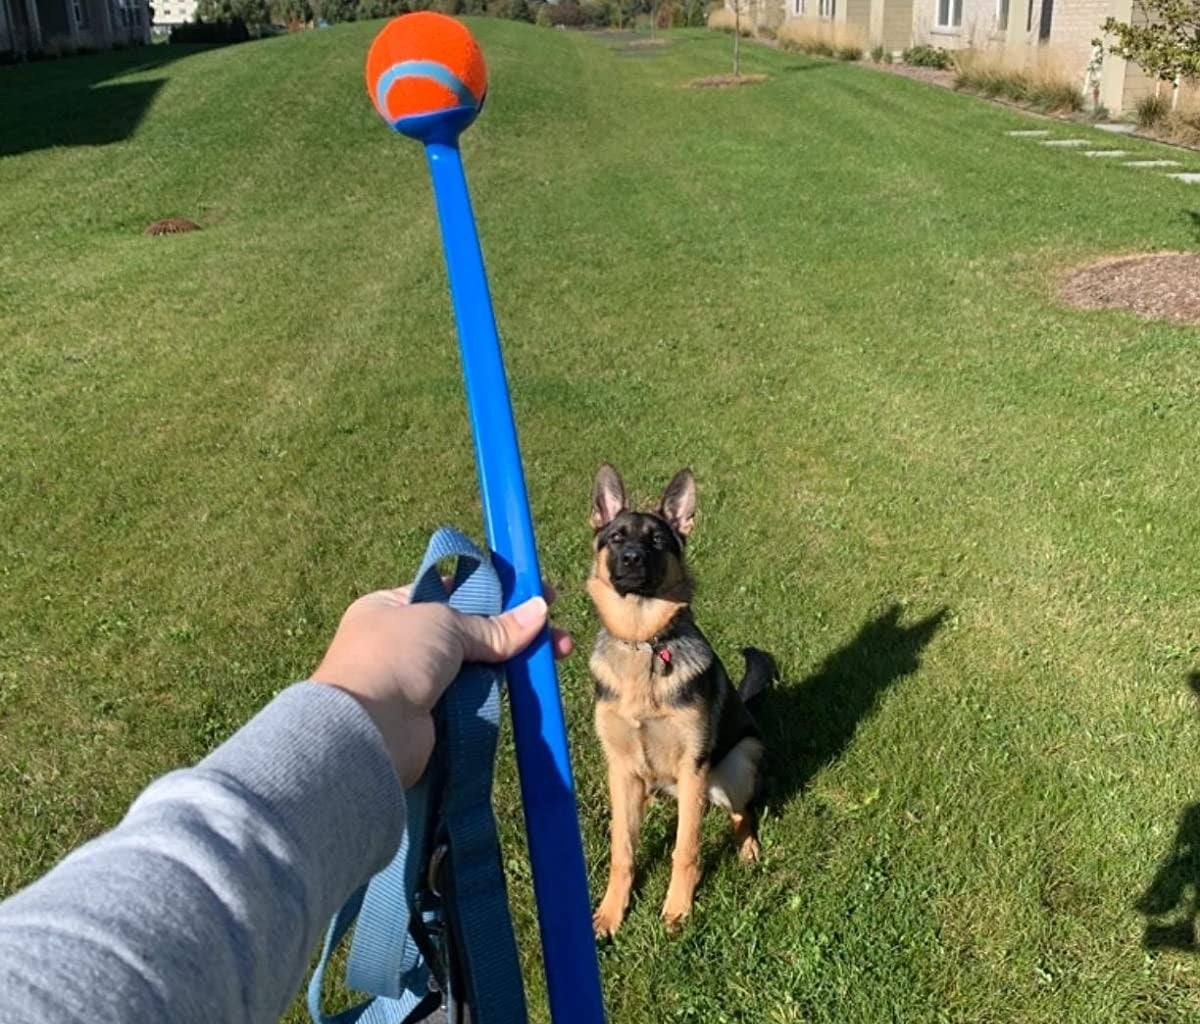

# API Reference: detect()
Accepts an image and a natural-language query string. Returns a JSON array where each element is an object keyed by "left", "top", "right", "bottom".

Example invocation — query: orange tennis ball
[{"left": 365, "top": 13, "right": 488, "bottom": 139}]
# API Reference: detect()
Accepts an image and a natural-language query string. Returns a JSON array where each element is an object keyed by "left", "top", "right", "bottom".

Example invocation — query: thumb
[{"left": 457, "top": 596, "right": 548, "bottom": 664}]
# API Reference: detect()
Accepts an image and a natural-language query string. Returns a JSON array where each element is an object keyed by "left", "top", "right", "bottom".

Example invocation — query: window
[
  {"left": 73, "top": 0, "right": 89, "bottom": 26},
  {"left": 818, "top": 0, "right": 834, "bottom": 17},
  {"left": 792, "top": 0, "right": 803, "bottom": 15},
  {"left": 1026, "top": 0, "right": 1035, "bottom": 30},
  {"left": 936, "top": 0, "right": 962, "bottom": 27},
  {"left": 996, "top": 0, "right": 1008, "bottom": 29}
]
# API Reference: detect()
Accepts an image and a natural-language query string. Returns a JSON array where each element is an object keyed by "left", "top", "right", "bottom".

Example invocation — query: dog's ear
[
  {"left": 658, "top": 468, "right": 696, "bottom": 538},
  {"left": 591, "top": 463, "right": 628, "bottom": 530}
]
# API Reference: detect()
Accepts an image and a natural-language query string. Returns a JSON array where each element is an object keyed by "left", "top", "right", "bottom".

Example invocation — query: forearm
[{"left": 0, "top": 683, "right": 405, "bottom": 1024}]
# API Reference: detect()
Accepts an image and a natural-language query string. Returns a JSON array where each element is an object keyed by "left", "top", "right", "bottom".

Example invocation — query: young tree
[
  {"left": 1100, "top": 0, "right": 1200, "bottom": 87},
  {"left": 729, "top": 0, "right": 750, "bottom": 75}
]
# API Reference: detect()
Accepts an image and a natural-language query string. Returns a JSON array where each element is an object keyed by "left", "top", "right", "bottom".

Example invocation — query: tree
[
  {"left": 510, "top": 0, "right": 532, "bottom": 21},
  {"left": 728, "top": 0, "right": 751, "bottom": 75},
  {"left": 197, "top": 0, "right": 270, "bottom": 22},
  {"left": 1099, "top": 0, "right": 1200, "bottom": 86}
]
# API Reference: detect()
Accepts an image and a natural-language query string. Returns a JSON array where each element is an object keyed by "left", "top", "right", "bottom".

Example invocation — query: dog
[{"left": 586, "top": 463, "right": 775, "bottom": 937}]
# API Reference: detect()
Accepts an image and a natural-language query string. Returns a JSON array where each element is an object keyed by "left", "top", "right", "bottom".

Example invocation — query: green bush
[
  {"left": 902, "top": 44, "right": 952, "bottom": 69},
  {"left": 1136, "top": 93, "right": 1170, "bottom": 127},
  {"left": 870, "top": 44, "right": 886, "bottom": 62},
  {"left": 353, "top": 0, "right": 405, "bottom": 16},
  {"left": 954, "top": 60, "right": 1083, "bottom": 113},
  {"left": 169, "top": 16, "right": 249, "bottom": 43},
  {"left": 1029, "top": 78, "right": 1083, "bottom": 112},
  {"left": 836, "top": 43, "right": 861, "bottom": 60},
  {"left": 538, "top": 0, "right": 584, "bottom": 22},
  {"left": 580, "top": 0, "right": 611, "bottom": 24}
]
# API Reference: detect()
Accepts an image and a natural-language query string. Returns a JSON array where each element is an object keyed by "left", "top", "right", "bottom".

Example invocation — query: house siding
[
  {"left": 880, "top": 0, "right": 913, "bottom": 48},
  {"left": 2, "top": 0, "right": 148, "bottom": 56}
]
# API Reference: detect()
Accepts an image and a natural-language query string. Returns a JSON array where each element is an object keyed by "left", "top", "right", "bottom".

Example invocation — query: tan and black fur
[{"left": 586, "top": 463, "right": 775, "bottom": 937}]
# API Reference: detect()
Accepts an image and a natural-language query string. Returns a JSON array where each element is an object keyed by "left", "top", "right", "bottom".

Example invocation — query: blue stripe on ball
[{"left": 374, "top": 59, "right": 479, "bottom": 118}]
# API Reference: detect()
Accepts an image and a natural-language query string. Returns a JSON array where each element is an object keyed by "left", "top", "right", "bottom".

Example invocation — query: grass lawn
[{"left": 4, "top": 21, "right": 1200, "bottom": 1023}]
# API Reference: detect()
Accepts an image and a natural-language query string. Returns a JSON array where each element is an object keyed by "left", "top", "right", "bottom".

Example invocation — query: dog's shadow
[
  {"left": 761, "top": 603, "right": 948, "bottom": 809},
  {"left": 1136, "top": 672, "right": 1200, "bottom": 951},
  {"left": 636, "top": 604, "right": 947, "bottom": 877}
]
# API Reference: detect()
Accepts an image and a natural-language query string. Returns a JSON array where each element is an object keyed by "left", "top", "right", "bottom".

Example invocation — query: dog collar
[{"left": 616, "top": 635, "right": 672, "bottom": 666}]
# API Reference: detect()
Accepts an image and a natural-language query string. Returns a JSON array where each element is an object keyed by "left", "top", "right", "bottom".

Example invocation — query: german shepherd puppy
[{"left": 587, "top": 463, "right": 774, "bottom": 937}]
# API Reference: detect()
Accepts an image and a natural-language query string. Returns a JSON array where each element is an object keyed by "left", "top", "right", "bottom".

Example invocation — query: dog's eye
[
  {"left": 651, "top": 532, "right": 666, "bottom": 549},
  {"left": 608, "top": 530, "right": 624, "bottom": 545}
]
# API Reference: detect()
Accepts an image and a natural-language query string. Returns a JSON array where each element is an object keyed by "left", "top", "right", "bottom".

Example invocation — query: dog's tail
[{"left": 738, "top": 647, "right": 777, "bottom": 718}]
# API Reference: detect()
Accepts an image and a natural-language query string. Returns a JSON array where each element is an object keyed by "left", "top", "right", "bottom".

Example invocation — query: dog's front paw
[
  {"left": 660, "top": 893, "right": 693, "bottom": 933},
  {"left": 593, "top": 901, "right": 626, "bottom": 940},
  {"left": 738, "top": 835, "right": 761, "bottom": 863}
]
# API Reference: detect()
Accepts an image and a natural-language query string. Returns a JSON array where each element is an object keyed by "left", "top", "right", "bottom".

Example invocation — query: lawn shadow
[
  {"left": 1185, "top": 210, "right": 1200, "bottom": 243},
  {"left": 761, "top": 603, "right": 948, "bottom": 809},
  {"left": 780, "top": 62, "right": 837, "bottom": 73},
  {"left": 618, "top": 603, "right": 946, "bottom": 896},
  {"left": 0, "top": 46, "right": 203, "bottom": 158},
  {"left": 1136, "top": 671, "right": 1200, "bottom": 952}
]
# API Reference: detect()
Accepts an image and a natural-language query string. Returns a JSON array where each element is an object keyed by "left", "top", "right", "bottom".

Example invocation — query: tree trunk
[{"left": 733, "top": 5, "right": 740, "bottom": 75}]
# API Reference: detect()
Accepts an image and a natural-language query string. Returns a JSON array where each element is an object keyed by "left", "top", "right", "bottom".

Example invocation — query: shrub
[
  {"left": 579, "top": 0, "right": 610, "bottom": 23},
  {"left": 953, "top": 49, "right": 1083, "bottom": 112},
  {"left": 707, "top": 7, "right": 753, "bottom": 35},
  {"left": 1136, "top": 93, "right": 1170, "bottom": 127},
  {"left": 902, "top": 43, "right": 951, "bottom": 69},
  {"left": 1029, "top": 77, "right": 1084, "bottom": 112},
  {"left": 169, "top": 16, "right": 250, "bottom": 43},
  {"left": 777, "top": 18, "right": 864, "bottom": 56},
  {"left": 538, "top": 0, "right": 584, "bottom": 23},
  {"left": 355, "top": 0, "right": 405, "bottom": 15},
  {"left": 870, "top": 44, "right": 885, "bottom": 62},
  {"left": 1163, "top": 107, "right": 1200, "bottom": 146}
]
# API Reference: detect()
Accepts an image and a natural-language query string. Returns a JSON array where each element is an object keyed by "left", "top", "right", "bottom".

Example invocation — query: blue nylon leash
[{"left": 307, "top": 527, "right": 527, "bottom": 1024}]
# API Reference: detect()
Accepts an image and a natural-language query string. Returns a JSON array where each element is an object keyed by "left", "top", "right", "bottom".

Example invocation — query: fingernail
[{"left": 512, "top": 596, "right": 547, "bottom": 628}]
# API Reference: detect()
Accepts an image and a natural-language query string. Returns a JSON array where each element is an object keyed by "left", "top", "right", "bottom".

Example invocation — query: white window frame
[
  {"left": 936, "top": 0, "right": 962, "bottom": 28},
  {"left": 995, "top": 0, "right": 1008, "bottom": 28},
  {"left": 818, "top": 0, "right": 834, "bottom": 18},
  {"left": 792, "top": 0, "right": 804, "bottom": 15}
]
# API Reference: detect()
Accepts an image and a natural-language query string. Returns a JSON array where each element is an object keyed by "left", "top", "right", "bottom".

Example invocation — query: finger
[
  {"left": 551, "top": 628, "right": 574, "bottom": 660},
  {"left": 456, "top": 596, "right": 548, "bottom": 664}
]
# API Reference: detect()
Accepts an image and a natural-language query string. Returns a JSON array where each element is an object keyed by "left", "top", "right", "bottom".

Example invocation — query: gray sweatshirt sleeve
[{"left": 0, "top": 682, "right": 406, "bottom": 1024}]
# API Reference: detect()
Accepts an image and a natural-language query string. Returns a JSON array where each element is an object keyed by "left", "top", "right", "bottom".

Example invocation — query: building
[
  {"left": 153, "top": 0, "right": 196, "bottom": 29},
  {"left": 775, "top": 0, "right": 1167, "bottom": 115},
  {"left": 0, "top": 0, "right": 151, "bottom": 57}
]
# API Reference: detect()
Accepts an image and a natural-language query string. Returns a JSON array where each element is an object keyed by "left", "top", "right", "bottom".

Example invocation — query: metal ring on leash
[{"left": 428, "top": 843, "right": 449, "bottom": 898}]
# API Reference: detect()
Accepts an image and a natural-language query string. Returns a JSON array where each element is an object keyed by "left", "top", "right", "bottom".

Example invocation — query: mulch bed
[
  {"left": 145, "top": 217, "right": 201, "bottom": 236},
  {"left": 1058, "top": 252, "right": 1200, "bottom": 326},
  {"left": 687, "top": 73, "right": 769, "bottom": 89}
]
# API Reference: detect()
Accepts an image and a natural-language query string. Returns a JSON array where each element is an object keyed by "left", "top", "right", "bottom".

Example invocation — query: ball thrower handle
[{"left": 424, "top": 139, "right": 606, "bottom": 1024}]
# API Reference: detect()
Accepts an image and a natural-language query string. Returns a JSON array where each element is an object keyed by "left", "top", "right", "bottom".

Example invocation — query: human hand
[{"left": 313, "top": 584, "right": 572, "bottom": 787}]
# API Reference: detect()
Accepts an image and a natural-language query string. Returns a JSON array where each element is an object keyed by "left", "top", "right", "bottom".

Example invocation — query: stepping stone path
[{"left": 1005, "top": 128, "right": 1198, "bottom": 183}]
